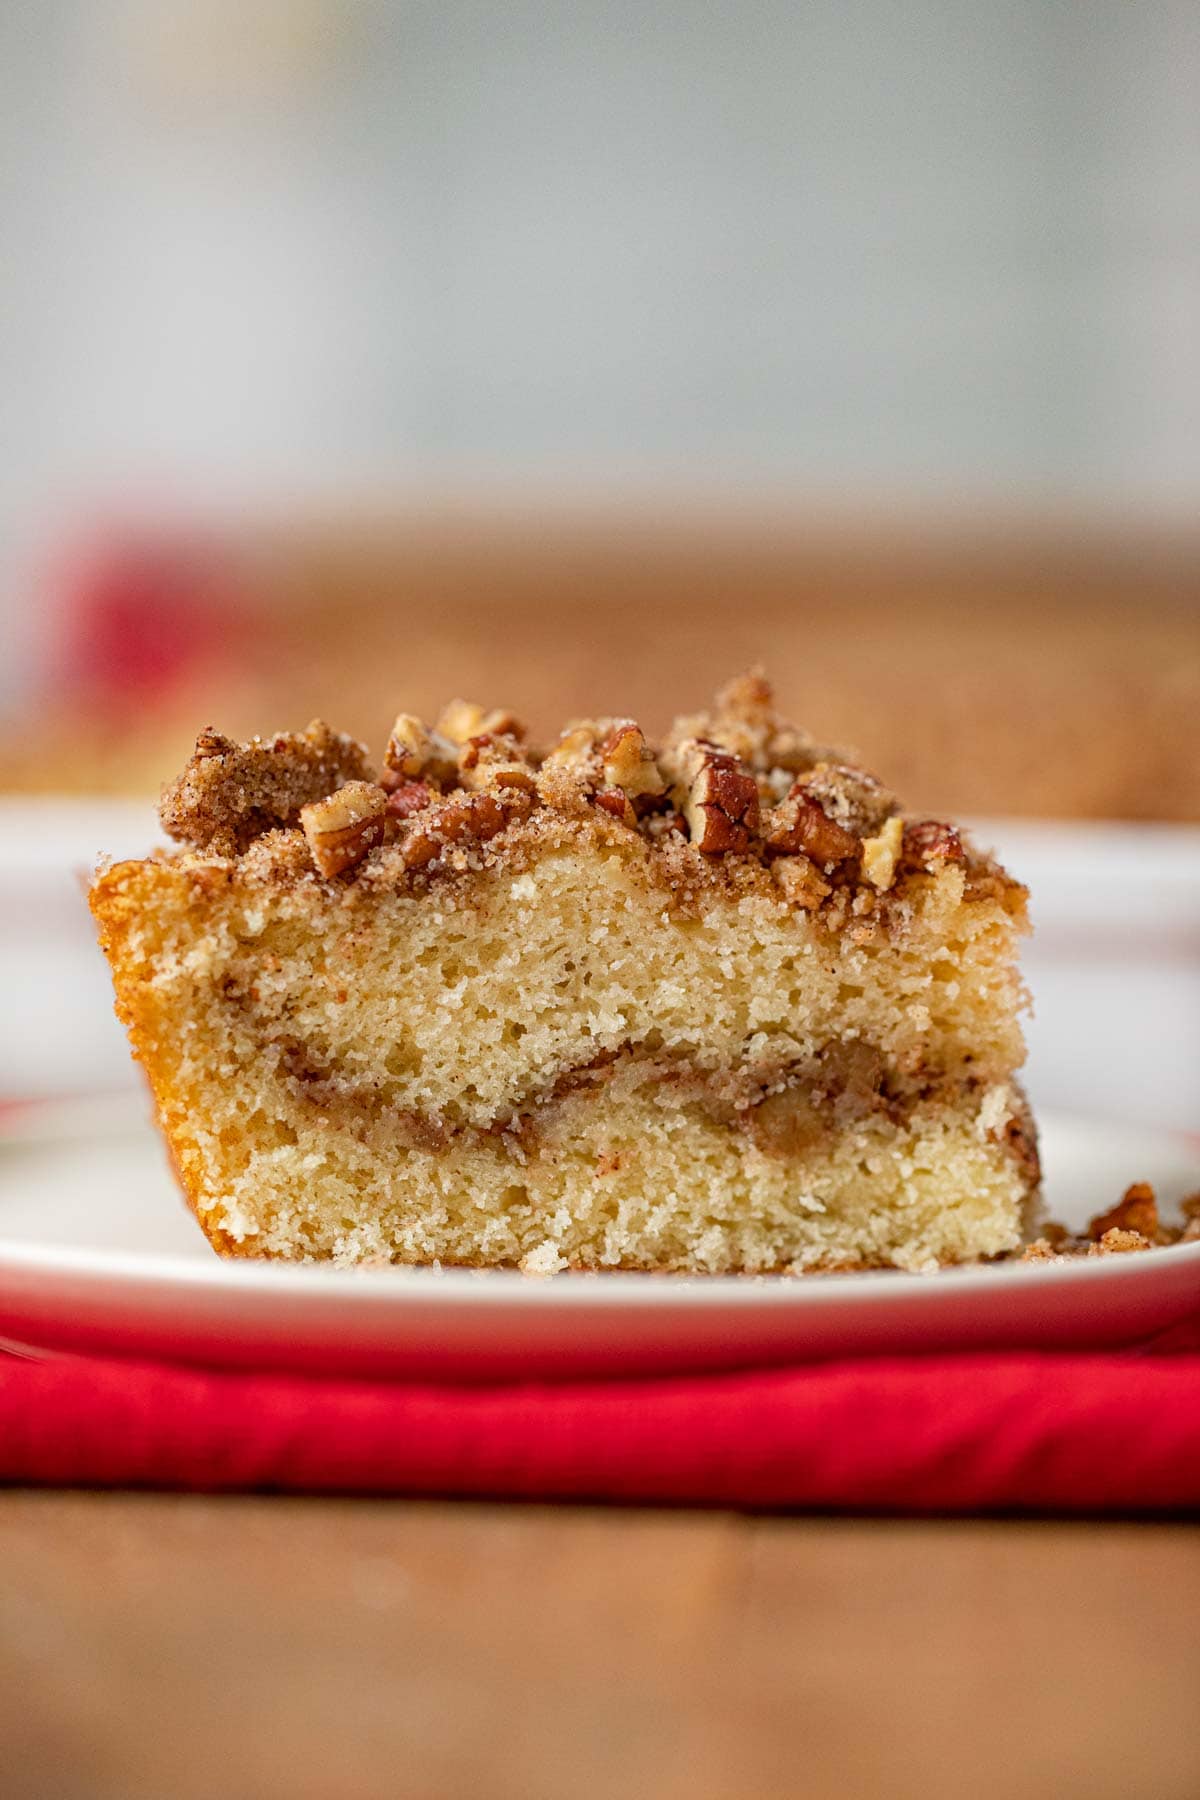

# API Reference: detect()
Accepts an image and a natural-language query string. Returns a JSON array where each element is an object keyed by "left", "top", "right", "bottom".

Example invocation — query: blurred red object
[{"left": 52, "top": 534, "right": 245, "bottom": 708}]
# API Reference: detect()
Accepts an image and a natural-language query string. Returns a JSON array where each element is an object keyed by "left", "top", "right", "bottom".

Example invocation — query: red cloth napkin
[{"left": 3, "top": 1333, "right": 1199, "bottom": 1512}]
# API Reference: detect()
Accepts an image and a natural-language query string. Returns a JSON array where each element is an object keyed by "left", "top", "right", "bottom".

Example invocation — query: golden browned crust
[
  {"left": 152, "top": 672, "right": 1025, "bottom": 926},
  {"left": 88, "top": 861, "right": 233, "bottom": 1255}
]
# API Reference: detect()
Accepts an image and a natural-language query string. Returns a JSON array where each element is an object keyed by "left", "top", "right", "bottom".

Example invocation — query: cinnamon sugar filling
[{"left": 242, "top": 1026, "right": 1035, "bottom": 1177}]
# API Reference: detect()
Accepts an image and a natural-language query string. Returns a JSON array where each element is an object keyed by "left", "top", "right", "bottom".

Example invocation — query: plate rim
[
  {"left": 1, "top": 1215, "right": 1198, "bottom": 1312},
  {"left": 1, "top": 1100, "right": 1198, "bottom": 1312}
]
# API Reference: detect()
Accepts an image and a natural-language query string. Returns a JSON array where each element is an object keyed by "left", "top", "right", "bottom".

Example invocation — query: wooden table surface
[{"left": 2, "top": 1493, "right": 1197, "bottom": 1800}]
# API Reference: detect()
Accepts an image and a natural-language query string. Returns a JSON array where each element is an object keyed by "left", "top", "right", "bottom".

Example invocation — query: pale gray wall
[{"left": 1, "top": 0, "right": 1197, "bottom": 538}]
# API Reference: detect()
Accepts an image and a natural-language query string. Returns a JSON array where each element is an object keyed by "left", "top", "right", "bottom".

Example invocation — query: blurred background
[{"left": 0, "top": 0, "right": 1197, "bottom": 1122}]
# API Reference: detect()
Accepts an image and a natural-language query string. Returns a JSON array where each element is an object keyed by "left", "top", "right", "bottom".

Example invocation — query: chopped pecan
[
  {"left": 598, "top": 721, "right": 666, "bottom": 802},
  {"left": 670, "top": 670, "right": 821, "bottom": 779},
  {"left": 764, "top": 784, "right": 859, "bottom": 866},
  {"left": 400, "top": 788, "right": 531, "bottom": 871},
  {"left": 860, "top": 814, "right": 905, "bottom": 891},
  {"left": 486, "top": 768, "right": 537, "bottom": 793},
  {"left": 799, "top": 763, "right": 895, "bottom": 837},
  {"left": 543, "top": 723, "right": 601, "bottom": 772},
  {"left": 673, "top": 739, "right": 760, "bottom": 854},
  {"left": 902, "top": 820, "right": 967, "bottom": 870},
  {"left": 457, "top": 733, "right": 537, "bottom": 795},
  {"left": 300, "top": 781, "right": 387, "bottom": 877},
  {"left": 435, "top": 699, "right": 525, "bottom": 746},
  {"left": 592, "top": 787, "right": 635, "bottom": 825},
  {"left": 385, "top": 780, "right": 433, "bottom": 820},
  {"left": 382, "top": 714, "right": 458, "bottom": 788},
  {"left": 716, "top": 669, "right": 774, "bottom": 719}
]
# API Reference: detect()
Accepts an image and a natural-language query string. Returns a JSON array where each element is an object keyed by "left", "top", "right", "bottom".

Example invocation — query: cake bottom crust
[{"left": 175, "top": 1073, "right": 1037, "bottom": 1276}]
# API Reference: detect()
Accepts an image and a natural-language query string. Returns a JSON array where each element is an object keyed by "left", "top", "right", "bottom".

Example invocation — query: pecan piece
[
  {"left": 382, "top": 714, "right": 458, "bottom": 789},
  {"left": 385, "top": 780, "right": 433, "bottom": 820},
  {"left": 401, "top": 788, "right": 531, "bottom": 871},
  {"left": 902, "top": 820, "right": 966, "bottom": 870},
  {"left": 765, "top": 784, "right": 859, "bottom": 866},
  {"left": 669, "top": 671, "right": 821, "bottom": 780},
  {"left": 543, "top": 723, "right": 601, "bottom": 772},
  {"left": 673, "top": 739, "right": 760, "bottom": 854},
  {"left": 457, "top": 734, "right": 537, "bottom": 795},
  {"left": 592, "top": 787, "right": 635, "bottom": 825},
  {"left": 435, "top": 699, "right": 525, "bottom": 747},
  {"left": 598, "top": 721, "right": 666, "bottom": 803},
  {"left": 799, "top": 763, "right": 894, "bottom": 837},
  {"left": 300, "top": 781, "right": 387, "bottom": 877},
  {"left": 860, "top": 814, "right": 905, "bottom": 891}
]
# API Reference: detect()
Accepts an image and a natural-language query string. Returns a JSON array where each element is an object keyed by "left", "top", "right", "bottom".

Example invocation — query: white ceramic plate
[{"left": 0, "top": 1097, "right": 1197, "bottom": 1378}]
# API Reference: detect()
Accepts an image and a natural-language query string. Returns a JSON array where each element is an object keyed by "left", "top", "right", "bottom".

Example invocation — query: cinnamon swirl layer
[{"left": 179, "top": 1059, "right": 1038, "bottom": 1274}]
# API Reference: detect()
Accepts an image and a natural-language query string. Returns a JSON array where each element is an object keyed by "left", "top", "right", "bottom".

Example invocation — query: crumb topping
[
  {"left": 1019, "top": 1181, "right": 1200, "bottom": 1260},
  {"left": 157, "top": 671, "right": 1022, "bottom": 914},
  {"left": 160, "top": 721, "right": 372, "bottom": 857}
]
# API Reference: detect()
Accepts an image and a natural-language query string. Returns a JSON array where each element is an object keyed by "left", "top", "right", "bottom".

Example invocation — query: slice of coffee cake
[{"left": 90, "top": 675, "right": 1038, "bottom": 1273}]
